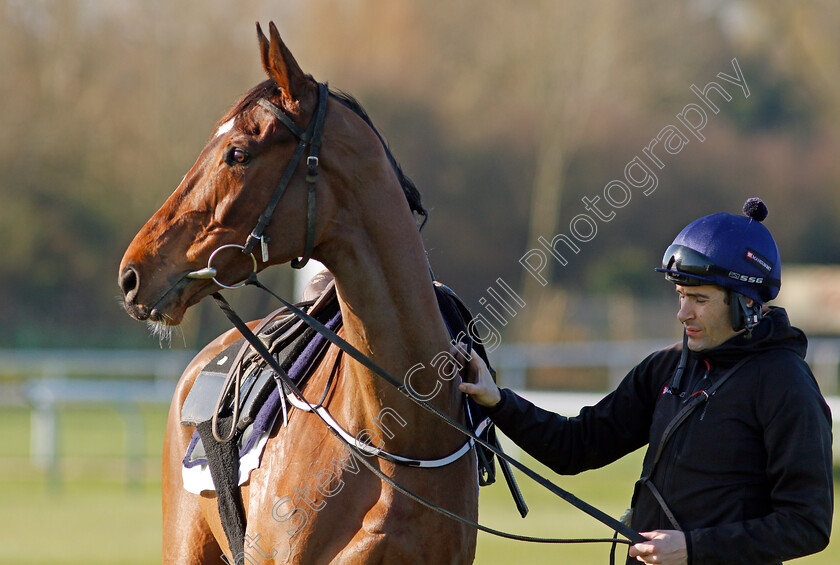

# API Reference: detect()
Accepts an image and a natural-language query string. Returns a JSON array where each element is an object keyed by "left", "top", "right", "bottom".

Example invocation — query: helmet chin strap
[
  {"left": 671, "top": 330, "right": 690, "bottom": 392},
  {"left": 729, "top": 290, "right": 763, "bottom": 338}
]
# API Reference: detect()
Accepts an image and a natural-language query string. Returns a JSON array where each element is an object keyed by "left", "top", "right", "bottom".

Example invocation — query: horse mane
[
  {"left": 328, "top": 88, "right": 428, "bottom": 230},
  {"left": 219, "top": 79, "right": 429, "bottom": 229}
]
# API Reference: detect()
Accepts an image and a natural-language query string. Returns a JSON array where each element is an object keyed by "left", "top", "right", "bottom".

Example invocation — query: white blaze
[{"left": 214, "top": 118, "right": 235, "bottom": 137}]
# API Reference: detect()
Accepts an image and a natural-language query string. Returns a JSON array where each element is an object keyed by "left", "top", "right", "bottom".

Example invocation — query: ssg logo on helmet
[{"left": 728, "top": 271, "right": 764, "bottom": 284}]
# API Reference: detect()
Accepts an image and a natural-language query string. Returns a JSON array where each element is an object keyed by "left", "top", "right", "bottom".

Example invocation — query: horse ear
[
  {"left": 256, "top": 22, "right": 307, "bottom": 104},
  {"left": 257, "top": 22, "right": 271, "bottom": 76}
]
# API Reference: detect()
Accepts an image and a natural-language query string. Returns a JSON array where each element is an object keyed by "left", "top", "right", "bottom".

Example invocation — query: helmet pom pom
[{"left": 743, "top": 197, "right": 768, "bottom": 222}]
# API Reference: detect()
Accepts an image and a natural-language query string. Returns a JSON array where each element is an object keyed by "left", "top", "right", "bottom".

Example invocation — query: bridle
[
  {"left": 187, "top": 82, "right": 329, "bottom": 288},
  {"left": 252, "top": 82, "right": 327, "bottom": 266},
  {"left": 187, "top": 80, "right": 645, "bottom": 550},
  {"left": 243, "top": 82, "right": 329, "bottom": 268}
]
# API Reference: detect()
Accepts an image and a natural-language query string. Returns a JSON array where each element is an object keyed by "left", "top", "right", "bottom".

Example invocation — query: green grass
[
  {"left": 475, "top": 448, "right": 643, "bottom": 564},
  {"left": 475, "top": 447, "right": 840, "bottom": 564},
  {"left": 0, "top": 406, "right": 837, "bottom": 564},
  {"left": 0, "top": 481, "right": 162, "bottom": 564},
  {"left": 0, "top": 405, "right": 166, "bottom": 564}
]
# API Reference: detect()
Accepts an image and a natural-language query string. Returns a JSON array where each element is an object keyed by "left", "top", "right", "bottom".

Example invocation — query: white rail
[
  {"left": 1, "top": 346, "right": 837, "bottom": 481},
  {"left": 495, "top": 338, "right": 840, "bottom": 394},
  {"left": 0, "top": 349, "right": 195, "bottom": 486}
]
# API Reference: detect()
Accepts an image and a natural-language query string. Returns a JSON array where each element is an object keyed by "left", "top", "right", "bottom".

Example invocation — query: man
[{"left": 460, "top": 199, "right": 833, "bottom": 564}]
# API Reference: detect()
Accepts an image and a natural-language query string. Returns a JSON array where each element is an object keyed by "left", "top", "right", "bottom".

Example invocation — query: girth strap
[{"left": 196, "top": 417, "right": 247, "bottom": 565}]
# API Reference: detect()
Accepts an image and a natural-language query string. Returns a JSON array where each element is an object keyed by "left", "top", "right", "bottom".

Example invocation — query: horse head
[{"left": 119, "top": 22, "right": 422, "bottom": 327}]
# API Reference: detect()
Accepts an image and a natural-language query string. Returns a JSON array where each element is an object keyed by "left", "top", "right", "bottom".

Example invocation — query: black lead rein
[{"left": 211, "top": 276, "right": 645, "bottom": 547}]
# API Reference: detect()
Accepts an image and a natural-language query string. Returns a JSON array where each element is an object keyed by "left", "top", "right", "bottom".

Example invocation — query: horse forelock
[{"left": 213, "top": 79, "right": 281, "bottom": 138}]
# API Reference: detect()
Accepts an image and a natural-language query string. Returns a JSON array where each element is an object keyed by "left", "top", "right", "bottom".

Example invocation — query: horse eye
[{"left": 227, "top": 147, "right": 250, "bottom": 165}]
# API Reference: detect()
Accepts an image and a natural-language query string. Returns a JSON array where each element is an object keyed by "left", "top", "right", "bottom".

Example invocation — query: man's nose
[{"left": 677, "top": 301, "right": 693, "bottom": 324}]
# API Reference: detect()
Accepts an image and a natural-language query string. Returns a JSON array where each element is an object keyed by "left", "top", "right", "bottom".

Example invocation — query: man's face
[{"left": 675, "top": 284, "right": 739, "bottom": 351}]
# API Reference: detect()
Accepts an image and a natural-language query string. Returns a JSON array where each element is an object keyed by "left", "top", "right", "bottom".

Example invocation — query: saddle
[
  {"left": 181, "top": 279, "right": 340, "bottom": 470},
  {"left": 180, "top": 277, "right": 503, "bottom": 481}
]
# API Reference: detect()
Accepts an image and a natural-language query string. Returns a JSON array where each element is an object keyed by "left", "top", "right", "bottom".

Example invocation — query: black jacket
[{"left": 488, "top": 308, "right": 833, "bottom": 564}]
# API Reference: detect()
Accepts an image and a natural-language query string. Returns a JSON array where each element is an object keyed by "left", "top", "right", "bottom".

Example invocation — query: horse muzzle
[{"left": 118, "top": 264, "right": 188, "bottom": 325}]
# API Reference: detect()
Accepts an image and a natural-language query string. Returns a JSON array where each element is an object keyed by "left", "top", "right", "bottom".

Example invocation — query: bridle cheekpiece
[{"left": 244, "top": 81, "right": 329, "bottom": 269}]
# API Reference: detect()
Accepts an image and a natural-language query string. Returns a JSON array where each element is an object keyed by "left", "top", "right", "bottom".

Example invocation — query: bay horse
[{"left": 119, "top": 22, "right": 477, "bottom": 564}]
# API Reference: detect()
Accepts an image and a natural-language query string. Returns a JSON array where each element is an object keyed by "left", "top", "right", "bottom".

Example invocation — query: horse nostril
[{"left": 119, "top": 266, "right": 140, "bottom": 302}]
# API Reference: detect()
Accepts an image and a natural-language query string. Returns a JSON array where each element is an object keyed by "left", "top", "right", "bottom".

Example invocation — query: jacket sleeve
[
  {"left": 688, "top": 356, "right": 834, "bottom": 564},
  {"left": 487, "top": 350, "right": 673, "bottom": 475}
]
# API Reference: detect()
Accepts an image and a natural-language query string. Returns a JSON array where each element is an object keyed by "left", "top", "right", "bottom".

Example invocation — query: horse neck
[{"left": 319, "top": 191, "right": 464, "bottom": 456}]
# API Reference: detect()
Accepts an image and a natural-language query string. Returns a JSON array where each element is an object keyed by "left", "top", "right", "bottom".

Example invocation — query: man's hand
[
  {"left": 628, "top": 530, "right": 687, "bottom": 565},
  {"left": 455, "top": 346, "right": 502, "bottom": 408}
]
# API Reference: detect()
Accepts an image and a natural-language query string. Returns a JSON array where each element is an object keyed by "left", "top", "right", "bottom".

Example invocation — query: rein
[
  {"left": 189, "top": 79, "right": 645, "bottom": 547},
  {"left": 211, "top": 282, "right": 640, "bottom": 546}
]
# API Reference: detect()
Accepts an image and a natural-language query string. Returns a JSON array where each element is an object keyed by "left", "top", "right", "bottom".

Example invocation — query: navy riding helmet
[{"left": 656, "top": 198, "right": 781, "bottom": 304}]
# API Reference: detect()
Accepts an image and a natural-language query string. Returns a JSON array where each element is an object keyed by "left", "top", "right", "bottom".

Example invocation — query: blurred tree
[
  {"left": 714, "top": 0, "right": 840, "bottom": 128},
  {"left": 1, "top": 0, "right": 839, "bottom": 348},
  {"left": 415, "top": 0, "right": 723, "bottom": 340},
  {"left": 0, "top": 0, "right": 292, "bottom": 347}
]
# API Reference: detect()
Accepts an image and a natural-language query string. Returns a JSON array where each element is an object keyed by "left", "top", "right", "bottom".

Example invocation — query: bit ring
[{"left": 206, "top": 244, "right": 257, "bottom": 289}]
